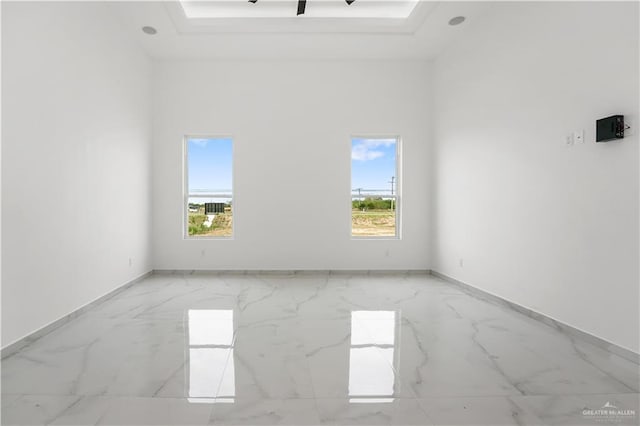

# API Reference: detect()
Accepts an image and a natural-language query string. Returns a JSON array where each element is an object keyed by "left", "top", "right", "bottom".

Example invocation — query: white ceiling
[{"left": 112, "top": 1, "right": 490, "bottom": 60}]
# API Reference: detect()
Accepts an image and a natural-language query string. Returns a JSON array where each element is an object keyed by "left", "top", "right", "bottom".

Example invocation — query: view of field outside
[
  {"left": 351, "top": 138, "right": 398, "bottom": 237},
  {"left": 186, "top": 138, "right": 233, "bottom": 237},
  {"left": 188, "top": 200, "right": 233, "bottom": 237},
  {"left": 186, "top": 137, "right": 398, "bottom": 238}
]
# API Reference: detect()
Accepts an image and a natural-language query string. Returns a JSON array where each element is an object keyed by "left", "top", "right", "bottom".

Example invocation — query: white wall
[
  {"left": 152, "top": 60, "right": 431, "bottom": 270},
  {"left": 432, "top": 2, "right": 639, "bottom": 353},
  {"left": 1, "top": 2, "right": 152, "bottom": 347}
]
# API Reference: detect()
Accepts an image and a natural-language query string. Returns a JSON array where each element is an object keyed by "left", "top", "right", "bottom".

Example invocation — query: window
[
  {"left": 351, "top": 137, "right": 400, "bottom": 238},
  {"left": 184, "top": 137, "right": 233, "bottom": 238}
]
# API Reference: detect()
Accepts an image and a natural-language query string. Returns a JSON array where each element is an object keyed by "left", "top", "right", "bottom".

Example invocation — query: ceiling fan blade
[
  {"left": 345, "top": 0, "right": 356, "bottom": 4},
  {"left": 248, "top": 0, "right": 257, "bottom": 3},
  {"left": 297, "top": 0, "right": 306, "bottom": 15}
]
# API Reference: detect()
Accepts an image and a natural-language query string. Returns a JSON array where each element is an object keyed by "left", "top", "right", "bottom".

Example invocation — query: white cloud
[
  {"left": 189, "top": 138, "right": 209, "bottom": 147},
  {"left": 351, "top": 139, "right": 396, "bottom": 161},
  {"left": 352, "top": 145, "right": 384, "bottom": 161}
]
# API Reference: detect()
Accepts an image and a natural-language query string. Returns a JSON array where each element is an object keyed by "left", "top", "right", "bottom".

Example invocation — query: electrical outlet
[
  {"left": 385, "top": 249, "right": 390, "bottom": 258},
  {"left": 201, "top": 249, "right": 206, "bottom": 257},
  {"left": 459, "top": 258, "right": 464, "bottom": 268},
  {"left": 128, "top": 257, "right": 132, "bottom": 267},
  {"left": 565, "top": 134, "right": 574, "bottom": 146}
]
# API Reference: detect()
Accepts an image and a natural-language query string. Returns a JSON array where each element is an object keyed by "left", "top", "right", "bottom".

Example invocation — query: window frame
[
  {"left": 183, "top": 135, "right": 235, "bottom": 240},
  {"left": 350, "top": 135, "right": 402, "bottom": 240}
]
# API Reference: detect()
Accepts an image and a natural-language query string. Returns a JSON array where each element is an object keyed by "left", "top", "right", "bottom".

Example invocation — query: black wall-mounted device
[{"left": 596, "top": 115, "right": 624, "bottom": 142}]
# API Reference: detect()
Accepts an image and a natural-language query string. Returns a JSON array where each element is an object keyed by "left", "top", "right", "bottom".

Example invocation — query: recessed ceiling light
[
  {"left": 448, "top": 16, "right": 465, "bottom": 26},
  {"left": 142, "top": 26, "right": 157, "bottom": 35}
]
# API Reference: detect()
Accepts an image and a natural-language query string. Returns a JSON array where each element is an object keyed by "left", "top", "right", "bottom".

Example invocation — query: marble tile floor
[{"left": 1, "top": 272, "right": 638, "bottom": 425}]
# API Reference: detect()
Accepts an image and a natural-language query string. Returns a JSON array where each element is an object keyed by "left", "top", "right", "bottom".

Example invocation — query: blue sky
[
  {"left": 188, "top": 138, "right": 233, "bottom": 192},
  {"left": 351, "top": 138, "right": 397, "bottom": 192}
]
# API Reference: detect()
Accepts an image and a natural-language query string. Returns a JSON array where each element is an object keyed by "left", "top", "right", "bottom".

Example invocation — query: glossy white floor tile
[
  {"left": 2, "top": 272, "right": 638, "bottom": 425},
  {"left": 48, "top": 396, "right": 214, "bottom": 425},
  {"left": 1, "top": 395, "right": 82, "bottom": 426},
  {"left": 209, "top": 399, "right": 320, "bottom": 425},
  {"left": 315, "top": 398, "right": 430, "bottom": 425}
]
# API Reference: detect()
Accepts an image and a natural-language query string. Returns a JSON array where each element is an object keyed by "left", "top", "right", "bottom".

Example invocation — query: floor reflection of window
[
  {"left": 349, "top": 311, "right": 397, "bottom": 403},
  {"left": 187, "top": 309, "right": 235, "bottom": 403}
]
